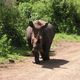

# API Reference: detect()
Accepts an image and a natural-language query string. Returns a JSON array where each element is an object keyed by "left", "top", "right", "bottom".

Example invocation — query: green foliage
[
  {"left": 0, "top": 1, "right": 30, "bottom": 60},
  {"left": 51, "top": 0, "right": 80, "bottom": 34},
  {"left": 18, "top": 2, "right": 32, "bottom": 18},
  {"left": 18, "top": 0, "right": 52, "bottom": 22},
  {"left": 54, "top": 33, "right": 80, "bottom": 42},
  {"left": 1, "top": 5, "right": 26, "bottom": 47},
  {"left": 0, "top": 35, "right": 11, "bottom": 57},
  {"left": 17, "top": 0, "right": 30, "bottom": 3},
  {"left": 0, "top": 34, "right": 27, "bottom": 63},
  {"left": 18, "top": 2, "right": 32, "bottom": 27},
  {"left": 31, "top": 0, "right": 52, "bottom": 21}
]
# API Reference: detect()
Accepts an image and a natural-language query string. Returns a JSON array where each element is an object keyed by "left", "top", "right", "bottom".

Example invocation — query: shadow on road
[{"left": 39, "top": 59, "right": 69, "bottom": 69}]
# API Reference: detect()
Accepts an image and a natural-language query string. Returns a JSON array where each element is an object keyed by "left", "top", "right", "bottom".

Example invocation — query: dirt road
[{"left": 0, "top": 41, "right": 80, "bottom": 80}]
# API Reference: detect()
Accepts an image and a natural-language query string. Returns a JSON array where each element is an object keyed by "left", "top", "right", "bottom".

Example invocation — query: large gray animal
[{"left": 26, "top": 20, "right": 55, "bottom": 64}]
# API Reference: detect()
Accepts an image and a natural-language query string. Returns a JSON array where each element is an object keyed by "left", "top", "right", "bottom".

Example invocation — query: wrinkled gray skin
[{"left": 26, "top": 20, "right": 55, "bottom": 64}]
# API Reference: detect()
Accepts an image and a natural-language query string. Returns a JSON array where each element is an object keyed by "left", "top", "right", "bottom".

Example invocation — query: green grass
[
  {"left": 0, "top": 48, "right": 30, "bottom": 64},
  {"left": 54, "top": 33, "right": 80, "bottom": 42},
  {"left": 0, "top": 54, "right": 26, "bottom": 64},
  {"left": 52, "top": 33, "right": 80, "bottom": 49},
  {"left": 0, "top": 57, "right": 7, "bottom": 64}
]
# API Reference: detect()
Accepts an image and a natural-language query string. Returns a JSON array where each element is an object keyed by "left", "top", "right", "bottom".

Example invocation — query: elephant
[{"left": 26, "top": 20, "right": 55, "bottom": 64}]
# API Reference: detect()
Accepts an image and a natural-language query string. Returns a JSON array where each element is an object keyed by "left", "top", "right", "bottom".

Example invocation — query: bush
[
  {"left": 51, "top": 0, "right": 80, "bottom": 34},
  {"left": 18, "top": 2, "right": 32, "bottom": 27},
  {"left": 1, "top": 5, "right": 26, "bottom": 47},
  {"left": 31, "top": 0, "right": 52, "bottom": 22},
  {"left": 0, "top": 35, "right": 11, "bottom": 57}
]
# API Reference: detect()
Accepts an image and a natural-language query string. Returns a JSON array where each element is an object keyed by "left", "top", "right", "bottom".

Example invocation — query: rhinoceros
[{"left": 26, "top": 20, "right": 55, "bottom": 64}]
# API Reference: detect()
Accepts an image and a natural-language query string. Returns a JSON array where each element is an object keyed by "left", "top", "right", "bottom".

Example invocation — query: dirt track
[{"left": 0, "top": 41, "right": 80, "bottom": 80}]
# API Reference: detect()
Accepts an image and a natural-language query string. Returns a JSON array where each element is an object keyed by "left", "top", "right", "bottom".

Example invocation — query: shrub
[
  {"left": 31, "top": 0, "right": 52, "bottom": 22},
  {"left": 18, "top": 2, "right": 32, "bottom": 27},
  {"left": 1, "top": 5, "right": 26, "bottom": 47},
  {"left": 0, "top": 35, "right": 11, "bottom": 57},
  {"left": 51, "top": 0, "right": 80, "bottom": 34}
]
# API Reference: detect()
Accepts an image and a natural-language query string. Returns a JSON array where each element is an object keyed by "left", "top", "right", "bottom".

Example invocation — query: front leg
[{"left": 32, "top": 51, "right": 40, "bottom": 64}]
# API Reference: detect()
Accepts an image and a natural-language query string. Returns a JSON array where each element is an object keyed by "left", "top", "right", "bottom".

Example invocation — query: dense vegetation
[{"left": 0, "top": 0, "right": 80, "bottom": 62}]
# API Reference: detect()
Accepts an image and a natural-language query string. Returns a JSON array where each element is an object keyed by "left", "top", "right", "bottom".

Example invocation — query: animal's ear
[
  {"left": 29, "top": 21, "right": 34, "bottom": 28},
  {"left": 41, "top": 23, "right": 48, "bottom": 29}
]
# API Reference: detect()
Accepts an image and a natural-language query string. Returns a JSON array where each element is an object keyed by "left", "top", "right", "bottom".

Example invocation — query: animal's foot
[
  {"left": 43, "top": 57, "right": 50, "bottom": 61},
  {"left": 32, "top": 61, "right": 40, "bottom": 64}
]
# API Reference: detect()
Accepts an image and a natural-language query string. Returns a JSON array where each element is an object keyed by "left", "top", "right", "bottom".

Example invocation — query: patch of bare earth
[{"left": 0, "top": 41, "right": 80, "bottom": 80}]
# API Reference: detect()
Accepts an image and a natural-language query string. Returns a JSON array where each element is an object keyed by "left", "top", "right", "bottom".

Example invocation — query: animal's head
[{"left": 29, "top": 20, "right": 48, "bottom": 52}]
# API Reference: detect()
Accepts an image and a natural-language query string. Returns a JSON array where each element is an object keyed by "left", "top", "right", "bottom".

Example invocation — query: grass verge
[
  {"left": 0, "top": 48, "right": 31, "bottom": 64},
  {"left": 54, "top": 33, "right": 80, "bottom": 42}
]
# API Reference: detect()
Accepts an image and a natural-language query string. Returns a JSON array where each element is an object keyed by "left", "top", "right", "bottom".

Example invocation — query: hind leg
[
  {"left": 42, "top": 44, "right": 51, "bottom": 61},
  {"left": 40, "top": 49, "right": 46, "bottom": 61}
]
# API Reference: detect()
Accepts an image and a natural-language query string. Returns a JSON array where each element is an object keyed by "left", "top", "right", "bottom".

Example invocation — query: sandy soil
[{"left": 0, "top": 41, "right": 80, "bottom": 80}]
